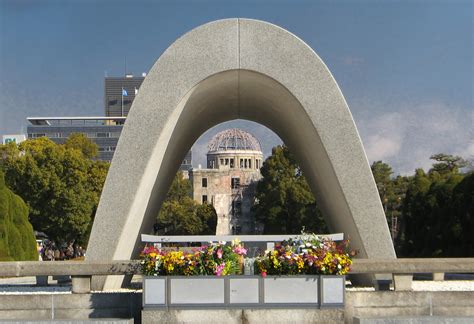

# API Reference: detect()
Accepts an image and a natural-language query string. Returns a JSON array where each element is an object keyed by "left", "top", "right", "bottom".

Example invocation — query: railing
[
  {"left": 141, "top": 233, "right": 344, "bottom": 251},
  {"left": 0, "top": 258, "right": 473, "bottom": 293}
]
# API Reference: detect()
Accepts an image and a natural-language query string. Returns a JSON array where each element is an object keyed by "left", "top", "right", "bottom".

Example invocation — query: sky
[{"left": 0, "top": 0, "right": 472, "bottom": 175}]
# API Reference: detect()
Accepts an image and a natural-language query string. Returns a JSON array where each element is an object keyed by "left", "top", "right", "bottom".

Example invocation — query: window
[
  {"left": 231, "top": 177, "right": 240, "bottom": 189},
  {"left": 202, "top": 178, "right": 207, "bottom": 188},
  {"left": 96, "top": 132, "right": 110, "bottom": 138},
  {"left": 248, "top": 159, "right": 252, "bottom": 169},
  {"left": 240, "top": 159, "right": 243, "bottom": 168},
  {"left": 230, "top": 158, "right": 234, "bottom": 168},
  {"left": 202, "top": 195, "right": 208, "bottom": 204},
  {"left": 232, "top": 200, "right": 242, "bottom": 214}
]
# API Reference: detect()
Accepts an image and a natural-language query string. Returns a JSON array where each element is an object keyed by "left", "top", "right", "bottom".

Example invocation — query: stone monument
[{"left": 87, "top": 19, "right": 396, "bottom": 290}]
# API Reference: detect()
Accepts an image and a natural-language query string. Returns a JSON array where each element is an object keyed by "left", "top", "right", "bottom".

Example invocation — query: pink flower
[
  {"left": 217, "top": 248, "right": 223, "bottom": 259},
  {"left": 215, "top": 263, "right": 225, "bottom": 276},
  {"left": 233, "top": 246, "right": 247, "bottom": 255},
  {"left": 261, "top": 272, "right": 267, "bottom": 278}
]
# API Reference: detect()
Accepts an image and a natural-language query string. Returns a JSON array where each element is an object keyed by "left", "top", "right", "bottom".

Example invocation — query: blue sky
[{"left": 0, "top": 0, "right": 472, "bottom": 175}]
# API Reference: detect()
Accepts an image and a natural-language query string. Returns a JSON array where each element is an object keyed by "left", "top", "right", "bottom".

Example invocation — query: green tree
[
  {"left": 253, "top": 145, "right": 327, "bottom": 234},
  {"left": 0, "top": 137, "right": 109, "bottom": 244},
  {"left": 156, "top": 172, "right": 217, "bottom": 235},
  {"left": 370, "top": 161, "right": 409, "bottom": 244},
  {"left": 0, "top": 169, "right": 37, "bottom": 261},
  {"left": 65, "top": 133, "right": 99, "bottom": 159},
  {"left": 398, "top": 153, "right": 470, "bottom": 257},
  {"left": 429, "top": 153, "right": 468, "bottom": 176},
  {"left": 445, "top": 172, "right": 474, "bottom": 256}
]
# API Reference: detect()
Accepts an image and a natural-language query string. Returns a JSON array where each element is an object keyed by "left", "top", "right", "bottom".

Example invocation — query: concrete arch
[{"left": 87, "top": 18, "right": 396, "bottom": 289}]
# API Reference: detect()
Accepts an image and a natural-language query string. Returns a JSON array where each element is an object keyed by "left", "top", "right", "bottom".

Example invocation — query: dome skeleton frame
[{"left": 207, "top": 128, "right": 262, "bottom": 153}]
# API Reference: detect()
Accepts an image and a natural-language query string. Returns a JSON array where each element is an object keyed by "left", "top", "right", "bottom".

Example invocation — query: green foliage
[
  {"left": 397, "top": 154, "right": 472, "bottom": 257},
  {"left": 253, "top": 145, "right": 327, "bottom": 234},
  {"left": 156, "top": 172, "right": 217, "bottom": 235},
  {"left": 445, "top": 173, "right": 474, "bottom": 256},
  {"left": 371, "top": 161, "right": 408, "bottom": 243},
  {"left": 429, "top": 153, "right": 468, "bottom": 175},
  {"left": 0, "top": 170, "right": 37, "bottom": 261},
  {"left": 0, "top": 137, "right": 109, "bottom": 244},
  {"left": 65, "top": 133, "right": 99, "bottom": 159}
]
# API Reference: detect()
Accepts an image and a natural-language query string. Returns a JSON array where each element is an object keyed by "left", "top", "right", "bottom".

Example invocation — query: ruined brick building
[{"left": 189, "top": 129, "right": 263, "bottom": 235}]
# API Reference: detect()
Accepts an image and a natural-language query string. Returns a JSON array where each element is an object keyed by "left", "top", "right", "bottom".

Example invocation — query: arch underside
[{"left": 87, "top": 19, "right": 396, "bottom": 290}]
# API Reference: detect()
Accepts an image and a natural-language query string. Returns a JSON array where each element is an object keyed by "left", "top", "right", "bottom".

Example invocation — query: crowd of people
[{"left": 37, "top": 240, "right": 85, "bottom": 261}]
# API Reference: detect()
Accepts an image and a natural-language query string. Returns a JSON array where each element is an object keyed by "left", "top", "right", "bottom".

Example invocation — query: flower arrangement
[
  {"left": 254, "top": 232, "right": 357, "bottom": 277},
  {"left": 140, "top": 239, "right": 247, "bottom": 276}
]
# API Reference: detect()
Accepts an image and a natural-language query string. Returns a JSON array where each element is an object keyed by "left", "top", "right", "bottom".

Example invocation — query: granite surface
[{"left": 87, "top": 18, "right": 396, "bottom": 290}]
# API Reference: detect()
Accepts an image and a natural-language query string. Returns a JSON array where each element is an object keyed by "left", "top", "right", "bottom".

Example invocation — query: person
[
  {"left": 66, "top": 241, "right": 74, "bottom": 259},
  {"left": 44, "top": 246, "right": 54, "bottom": 261},
  {"left": 37, "top": 242, "right": 43, "bottom": 261}
]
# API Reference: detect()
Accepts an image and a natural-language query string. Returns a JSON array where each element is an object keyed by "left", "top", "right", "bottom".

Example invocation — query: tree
[
  {"left": 429, "top": 153, "right": 468, "bottom": 176},
  {"left": 253, "top": 145, "right": 327, "bottom": 234},
  {"left": 156, "top": 172, "right": 217, "bottom": 235},
  {"left": 0, "top": 169, "right": 37, "bottom": 261},
  {"left": 445, "top": 172, "right": 474, "bottom": 256},
  {"left": 65, "top": 133, "right": 98, "bottom": 159},
  {"left": 0, "top": 137, "right": 109, "bottom": 244},
  {"left": 370, "top": 161, "right": 409, "bottom": 243},
  {"left": 398, "top": 153, "right": 470, "bottom": 257}
]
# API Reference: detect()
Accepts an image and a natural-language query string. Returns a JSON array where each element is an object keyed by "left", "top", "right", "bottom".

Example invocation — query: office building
[
  {"left": 2, "top": 134, "right": 26, "bottom": 145},
  {"left": 27, "top": 117, "right": 124, "bottom": 161},
  {"left": 104, "top": 74, "right": 145, "bottom": 117},
  {"left": 25, "top": 73, "right": 192, "bottom": 169}
]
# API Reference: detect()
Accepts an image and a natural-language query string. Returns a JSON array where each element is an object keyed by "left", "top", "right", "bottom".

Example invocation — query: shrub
[{"left": 0, "top": 170, "right": 37, "bottom": 261}]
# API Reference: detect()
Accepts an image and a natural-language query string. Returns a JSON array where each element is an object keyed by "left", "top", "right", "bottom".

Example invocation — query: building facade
[
  {"left": 104, "top": 74, "right": 145, "bottom": 118},
  {"left": 26, "top": 73, "right": 192, "bottom": 169},
  {"left": 2, "top": 134, "right": 26, "bottom": 145},
  {"left": 27, "top": 117, "right": 125, "bottom": 161},
  {"left": 190, "top": 129, "right": 263, "bottom": 235}
]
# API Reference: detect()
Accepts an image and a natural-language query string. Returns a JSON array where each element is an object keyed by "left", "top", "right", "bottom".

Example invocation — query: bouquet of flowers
[
  {"left": 254, "top": 232, "right": 356, "bottom": 277},
  {"left": 140, "top": 239, "right": 247, "bottom": 276}
]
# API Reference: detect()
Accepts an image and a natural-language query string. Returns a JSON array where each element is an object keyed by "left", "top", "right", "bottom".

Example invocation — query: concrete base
[
  {"left": 1, "top": 290, "right": 473, "bottom": 324},
  {"left": 393, "top": 274, "right": 413, "bottom": 291},
  {"left": 346, "top": 291, "right": 474, "bottom": 322},
  {"left": 0, "top": 292, "right": 141, "bottom": 324},
  {"left": 354, "top": 317, "right": 474, "bottom": 324},
  {"left": 72, "top": 275, "right": 91, "bottom": 293},
  {"left": 0, "top": 320, "right": 132, "bottom": 324},
  {"left": 142, "top": 309, "right": 344, "bottom": 324}
]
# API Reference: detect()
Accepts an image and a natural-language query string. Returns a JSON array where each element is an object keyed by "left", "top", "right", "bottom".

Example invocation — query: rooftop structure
[{"left": 208, "top": 128, "right": 262, "bottom": 153}]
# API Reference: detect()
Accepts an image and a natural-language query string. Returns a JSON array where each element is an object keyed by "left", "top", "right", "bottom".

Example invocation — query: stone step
[
  {"left": 0, "top": 319, "right": 133, "bottom": 324},
  {"left": 354, "top": 316, "right": 474, "bottom": 324}
]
